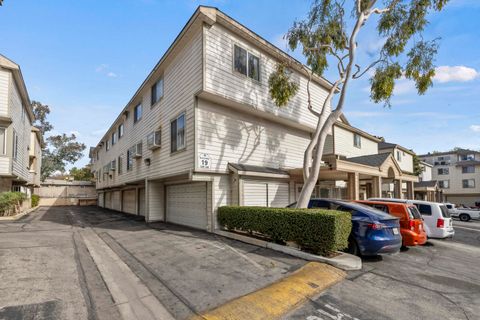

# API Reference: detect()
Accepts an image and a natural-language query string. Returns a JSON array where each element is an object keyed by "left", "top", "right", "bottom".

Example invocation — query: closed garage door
[
  {"left": 105, "top": 192, "right": 112, "bottom": 209},
  {"left": 243, "top": 180, "right": 289, "bottom": 207},
  {"left": 138, "top": 188, "right": 145, "bottom": 216},
  {"left": 98, "top": 193, "right": 104, "bottom": 207},
  {"left": 166, "top": 182, "right": 207, "bottom": 230},
  {"left": 112, "top": 191, "right": 121, "bottom": 211},
  {"left": 122, "top": 189, "right": 136, "bottom": 214}
]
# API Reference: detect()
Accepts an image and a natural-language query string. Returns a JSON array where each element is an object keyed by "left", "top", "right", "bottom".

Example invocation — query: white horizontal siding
[
  {"left": 197, "top": 98, "right": 312, "bottom": 172},
  {"left": 204, "top": 23, "right": 331, "bottom": 130},
  {"left": 0, "top": 70, "right": 9, "bottom": 117},
  {"left": 0, "top": 156, "right": 10, "bottom": 174},
  {"left": 334, "top": 126, "right": 378, "bottom": 158}
]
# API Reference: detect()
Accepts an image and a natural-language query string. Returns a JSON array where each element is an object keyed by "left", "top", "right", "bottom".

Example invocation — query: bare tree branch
[{"left": 352, "top": 58, "right": 384, "bottom": 79}]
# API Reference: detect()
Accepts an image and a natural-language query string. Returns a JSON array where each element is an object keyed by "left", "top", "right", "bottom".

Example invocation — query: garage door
[
  {"left": 243, "top": 180, "right": 289, "bottom": 207},
  {"left": 112, "top": 191, "right": 121, "bottom": 211},
  {"left": 138, "top": 188, "right": 145, "bottom": 216},
  {"left": 98, "top": 192, "right": 104, "bottom": 207},
  {"left": 122, "top": 189, "right": 136, "bottom": 214},
  {"left": 166, "top": 182, "right": 207, "bottom": 230},
  {"left": 105, "top": 192, "right": 112, "bottom": 209}
]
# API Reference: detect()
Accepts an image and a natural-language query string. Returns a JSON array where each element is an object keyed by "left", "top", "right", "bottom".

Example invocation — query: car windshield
[
  {"left": 440, "top": 205, "right": 451, "bottom": 218},
  {"left": 408, "top": 206, "right": 422, "bottom": 219},
  {"left": 333, "top": 200, "right": 393, "bottom": 219}
]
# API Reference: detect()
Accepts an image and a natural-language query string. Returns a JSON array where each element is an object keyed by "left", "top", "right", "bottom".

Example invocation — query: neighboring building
[
  {"left": 414, "top": 161, "right": 443, "bottom": 202},
  {"left": 0, "top": 54, "right": 41, "bottom": 197},
  {"left": 420, "top": 149, "right": 480, "bottom": 206},
  {"left": 90, "top": 6, "right": 418, "bottom": 231},
  {"left": 35, "top": 179, "right": 97, "bottom": 206}
]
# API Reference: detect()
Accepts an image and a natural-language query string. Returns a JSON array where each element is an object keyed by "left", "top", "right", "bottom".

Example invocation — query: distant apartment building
[
  {"left": 90, "top": 6, "right": 418, "bottom": 231},
  {"left": 0, "top": 55, "right": 42, "bottom": 197},
  {"left": 420, "top": 149, "right": 480, "bottom": 206}
]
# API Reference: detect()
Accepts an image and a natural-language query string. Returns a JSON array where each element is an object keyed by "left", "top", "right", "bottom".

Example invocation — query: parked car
[
  {"left": 356, "top": 200, "right": 427, "bottom": 247},
  {"left": 368, "top": 198, "right": 454, "bottom": 239},
  {"left": 444, "top": 203, "right": 480, "bottom": 222},
  {"left": 287, "top": 199, "right": 402, "bottom": 256}
]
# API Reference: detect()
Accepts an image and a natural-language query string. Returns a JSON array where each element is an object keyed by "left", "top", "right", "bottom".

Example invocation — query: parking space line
[{"left": 453, "top": 225, "right": 480, "bottom": 232}]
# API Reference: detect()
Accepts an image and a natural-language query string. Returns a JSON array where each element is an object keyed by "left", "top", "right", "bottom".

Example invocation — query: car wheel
[
  {"left": 347, "top": 238, "right": 360, "bottom": 256},
  {"left": 459, "top": 214, "right": 471, "bottom": 222}
]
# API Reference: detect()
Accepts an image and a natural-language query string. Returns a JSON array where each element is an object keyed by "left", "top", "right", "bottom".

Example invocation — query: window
[
  {"left": 134, "top": 103, "right": 142, "bottom": 123},
  {"left": 437, "top": 168, "right": 449, "bottom": 175},
  {"left": 170, "top": 113, "right": 185, "bottom": 152},
  {"left": 0, "top": 128, "right": 5, "bottom": 155},
  {"left": 439, "top": 180, "right": 449, "bottom": 189},
  {"left": 151, "top": 77, "right": 164, "bottom": 106},
  {"left": 118, "top": 123, "right": 124, "bottom": 138},
  {"left": 462, "top": 166, "right": 475, "bottom": 174},
  {"left": 459, "top": 154, "right": 475, "bottom": 161},
  {"left": 396, "top": 150, "right": 402, "bottom": 161},
  {"left": 127, "top": 148, "right": 133, "bottom": 171},
  {"left": 118, "top": 155, "right": 123, "bottom": 175},
  {"left": 463, "top": 179, "right": 475, "bottom": 188},
  {"left": 234, "top": 45, "right": 260, "bottom": 81},
  {"left": 415, "top": 204, "right": 432, "bottom": 216},
  {"left": 353, "top": 134, "right": 361, "bottom": 148},
  {"left": 111, "top": 132, "right": 117, "bottom": 145},
  {"left": 105, "top": 140, "right": 110, "bottom": 151},
  {"left": 13, "top": 131, "right": 18, "bottom": 160}
]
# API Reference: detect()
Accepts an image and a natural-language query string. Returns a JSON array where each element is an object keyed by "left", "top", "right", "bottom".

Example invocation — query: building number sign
[{"left": 199, "top": 153, "right": 211, "bottom": 169}]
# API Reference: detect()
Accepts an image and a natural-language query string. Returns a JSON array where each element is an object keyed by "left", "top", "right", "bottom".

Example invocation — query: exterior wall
[
  {"left": 92, "top": 27, "right": 203, "bottom": 190},
  {"left": 333, "top": 126, "right": 378, "bottom": 158},
  {"left": 35, "top": 183, "right": 97, "bottom": 199},
  {"left": 0, "top": 70, "right": 8, "bottom": 117},
  {"left": 421, "top": 152, "right": 480, "bottom": 196},
  {"left": 419, "top": 163, "right": 432, "bottom": 181},
  {"left": 204, "top": 23, "right": 331, "bottom": 131},
  {"left": 197, "top": 98, "right": 313, "bottom": 172},
  {"left": 379, "top": 147, "right": 414, "bottom": 173}
]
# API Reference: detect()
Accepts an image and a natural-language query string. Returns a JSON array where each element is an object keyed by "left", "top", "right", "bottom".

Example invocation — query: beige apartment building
[
  {"left": 420, "top": 149, "right": 480, "bottom": 206},
  {"left": 90, "top": 6, "right": 418, "bottom": 231},
  {"left": 0, "top": 54, "right": 41, "bottom": 197}
]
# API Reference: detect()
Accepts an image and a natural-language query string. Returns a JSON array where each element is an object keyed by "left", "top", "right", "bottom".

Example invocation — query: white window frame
[
  {"left": 439, "top": 180, "right": 449, "bottom": 189},
  {"left": 170, "top": 113, "right": 186, "bottom": 153},
  {"left": 0, "top": 127, "right": 6, "bottom": 155},
  {"left": 118, "top": 123, "right": 124, "bottom": 139},
  {"left": 112, "top": 132, "right": 117, "bottom": 145},
  {"left": 13, "top": 130, "right": 18, "bottom": 160},
  {"left": 134, "top": 103, "right": 142, "bottom": 124},
  {"left": 353, "top": 134, "right": 361, "bottom": 148},
  {"left": 233, "top": 44, "right": 260, "bottom": 82},
  {"left": 437, "top": 168, "right": 449, "bottom": 175},
  {"left": 151, "top": 77, "right": 164, "bottom": 106},
  {"left": 462, "top": 179, "right": 475, "bottom": 189}
]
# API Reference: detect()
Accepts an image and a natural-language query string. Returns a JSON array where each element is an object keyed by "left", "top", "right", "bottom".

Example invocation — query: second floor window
[
  {"left": 439, "top": 180, "right": 449, "bottom": 189},
  {"left": 112, "top": 132, "right": 117, "bottom": 145},
  {"left": 462, "top": 166, "right": 475, "bottom": 174},
  {"left": 13, "top": 131, "right": 18, "bottom": 160},
  {"left": 234, "top": 45, "right": 260, "bottom": 81},
  {"left": 437, "top": 168, "right": 449, "bottom": 175},
  {"left": 118, "top": 155, "right": 123, "bottom": 175},
  {"left": 171, "top": 113, "right": 185, "bottom": 153},
  {"left": 353, "top": 134, "right": 361, "bottom": 148},
  {"left": 396, "top": 150, "right": 402, "bottom": 161},
  {"left": 134, "top": 104, "right": 142, "bottom": 123},
  {"left": 106, "top": 140, "right": 110, "bottom": 151},
  {"left": 118, "top": 123, "right": 124, "bottom": 138},
  {"left": 459, "top": 154, "right": 475, "bottom": 161},
  {"left": 0, "top": 128, "right": 5, "bottom": 155},
  {"left": 463, "top": 179, "right": 475, "bottom": 188},
  {"left": 127, "top": 149, "right": 133, "bottom": 171},
  {"left": 151, "top": 77, "right": 164, "bottom": 106}
]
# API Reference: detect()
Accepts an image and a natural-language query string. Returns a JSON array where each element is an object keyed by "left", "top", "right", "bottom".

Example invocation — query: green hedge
[
  {"left": 31, "top": 194, "right": 40, "bottom": 207},
  {"left": 218, "top": 206, "right": 352, "bottom": 255},
  {"left": 0, "top": 192, "right": 27, "bottom": 216}
]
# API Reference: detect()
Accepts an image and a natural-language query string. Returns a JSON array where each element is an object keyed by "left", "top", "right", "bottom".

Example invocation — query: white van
[{"left": 368, "top": 198, "right": 454, "bottom": 239}]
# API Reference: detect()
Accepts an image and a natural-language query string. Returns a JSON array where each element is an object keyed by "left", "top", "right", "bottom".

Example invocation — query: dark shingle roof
[
  {"left": 415, "top": 180, "right": 438, "bottom": 188},
  {"left": 345, "top": 153, "right": 391, "bottom": 167},
  {"left": 379, "top": 141, "right": 415, "bottom": 155},
  {"left": 228, "top": 163, "right": 289, "bottom": 175}
]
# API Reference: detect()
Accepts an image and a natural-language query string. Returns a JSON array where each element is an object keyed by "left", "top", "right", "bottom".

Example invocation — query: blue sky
[{"left": 0, "top": 0, "right": 479, "bottom": 169}]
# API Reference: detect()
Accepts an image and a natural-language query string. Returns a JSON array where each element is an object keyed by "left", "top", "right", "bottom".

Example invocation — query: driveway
[
  {"left": 287, "top": 220, "right": 480, "bottom": 320},
  {"left": 0, "top": 206, "right": 306, "bottom": 320}
]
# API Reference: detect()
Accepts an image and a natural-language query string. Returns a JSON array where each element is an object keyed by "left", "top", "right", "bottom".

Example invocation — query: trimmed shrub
[
  {"left": 31, "top": 194, "right": 40, "bottom": 207},
  {"left": 218, "top": 206, "right": 352, "bottom": 256},
  {"left": 0, "top": 192, "right": 27, "bottom": 217}
]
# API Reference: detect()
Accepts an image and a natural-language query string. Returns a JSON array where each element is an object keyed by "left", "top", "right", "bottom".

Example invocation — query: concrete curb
[
  {"left": 0, "top": 206, "right": 39, "bottom": 221},
  {"left": 193, "top": 261, "right": 345, "bottom": 320},
  {"left": 214, "top": 230, "right": 362, "bottom": 271}
]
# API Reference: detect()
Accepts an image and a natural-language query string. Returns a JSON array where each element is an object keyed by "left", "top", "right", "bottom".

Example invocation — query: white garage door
[
  {"left": 105, "top": 192, "right": 112, "bottom": 209},
  {"left": 243, "top": 180, "right": 289, "bottom": 207},
  {"left": 98, "top": 193, "right": 104, "bottom": 207},
  {"left": 166, "top": 182, "right": 207, "bottom": 230},
  {"left": 138, "top": 188, "right": 145, "bottom": 217},
  {"left": 112, "top": 191, "right": 122, "bottom": 211},
  {"left": 122, "top": 189, "right": 136, "bottom": 214}
]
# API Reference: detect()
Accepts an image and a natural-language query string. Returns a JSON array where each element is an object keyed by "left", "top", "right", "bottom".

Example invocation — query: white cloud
[
  {"left": 470, "top": 125, "right": 480, "bottom": 132},
  {"left": 394, "top": 79, "right": 416, "bottom": 95},
  {"left": 434, "top": 66, "right": 479, "bottom": 83},
  {"left": 365, "top": 37, "right": 386, "bottom": 56},
  {"left": 95, "top": 64, "right": 118, "bottom": 78},
  {"left": 107, "top": 72, "right": 117, "bottom": 78},
  {"left": 95, "top": 64, "right": 108, "bottom": 73}
]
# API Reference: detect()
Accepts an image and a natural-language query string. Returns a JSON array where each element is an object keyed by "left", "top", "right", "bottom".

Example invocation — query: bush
[
  {"left": 218, "top": 206, "right": 352, "bottom": 256},
  {"left": 0, "top": 192, "right": 27, "bottom": 216},
  {"left": 31, "top": 194, "right": 40, "bottom": 207}
]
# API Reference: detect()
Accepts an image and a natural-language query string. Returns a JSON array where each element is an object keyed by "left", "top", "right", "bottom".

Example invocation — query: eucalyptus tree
[{"left": 269, "top": 0, "right": 448, "bottom": 208}]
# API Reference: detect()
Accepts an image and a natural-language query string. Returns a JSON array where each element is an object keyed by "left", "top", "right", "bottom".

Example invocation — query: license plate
[{"left": 392, "top": 228, "right": 399, "bottom": 235}]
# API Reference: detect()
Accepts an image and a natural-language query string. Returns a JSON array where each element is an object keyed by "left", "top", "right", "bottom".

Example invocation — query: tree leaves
[{"left": 268, "top": 64, "right": 299, "bottom": 107}]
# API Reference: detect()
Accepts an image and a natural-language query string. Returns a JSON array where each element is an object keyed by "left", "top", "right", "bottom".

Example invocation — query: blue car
[{"left": 288, "top": 199, "right": 402, "bottom": 256}]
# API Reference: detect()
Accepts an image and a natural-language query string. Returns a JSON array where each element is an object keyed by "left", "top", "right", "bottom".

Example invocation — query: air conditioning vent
[
  {"left": 147, "top": 130, "right": 161, "bottom": 150},
  {"left": 133, "top": 142, "right": 143, "bottom": 158}
]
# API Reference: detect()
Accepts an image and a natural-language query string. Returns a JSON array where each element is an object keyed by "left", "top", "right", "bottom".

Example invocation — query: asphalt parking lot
[
  {"left": 287, "top": 219, "right": 480, "bottom": 320},
  {"left": 1, "top": 206, "right": 479, "bottom": 320}
]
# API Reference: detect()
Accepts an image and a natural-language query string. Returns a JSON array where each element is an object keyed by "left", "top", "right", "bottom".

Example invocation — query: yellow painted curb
[{"left": 193, "top": 262, "right": 345, "bottom": 320}]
